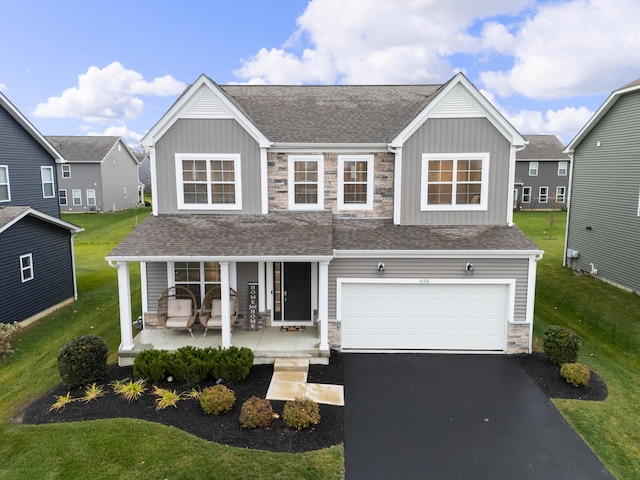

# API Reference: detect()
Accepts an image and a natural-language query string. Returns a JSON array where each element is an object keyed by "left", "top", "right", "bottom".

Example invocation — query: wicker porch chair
[
  {"left": 157, "top": 286, "right": 198, "bottom": 337},
  {"left": 199, "top": 286, "right": 239, "bottom": 337}
]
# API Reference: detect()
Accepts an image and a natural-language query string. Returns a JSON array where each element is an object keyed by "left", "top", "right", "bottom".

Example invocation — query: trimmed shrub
[
  {"left": 0, "top": 322, "right": 20, "bottom": 358},
  {"left": 213, "top": 346, "right": 254, "bottom": 382},
  {"left": 170, "top": 346, "right": 210, "bottom": 383},
  {"left": 282, "top": 397, "right": 321, "bottom": 430},
  {"left": 560, "top": 363, "right": 591, "bottom": 387},
  {"left": 57, "top": 335, "right": 108, "bottom": 388},
  {"left": 199, "top": 385, "right": 236, "bottom": 415},
  {"left": 543, "top": 325, "right": 581, "bottom": 365},
  {"left": 239, "top": 396, "right": 274, "bottom": 429},
  {"left": 133, "top": 349, "right": 172, "bottom": 382}
]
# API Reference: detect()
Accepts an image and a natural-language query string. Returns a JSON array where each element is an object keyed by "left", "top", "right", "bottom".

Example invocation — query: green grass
[
  {"left": 515, "top": 210, "right": 640, "bottom": 479},
  {"left": 0, "top": 207, "right": 344, "bottom": 480}
]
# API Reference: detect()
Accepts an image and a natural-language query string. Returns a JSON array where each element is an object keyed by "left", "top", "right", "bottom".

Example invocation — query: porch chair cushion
[{"left": 167, "top": 299, "right": 193, "bottom": 317}]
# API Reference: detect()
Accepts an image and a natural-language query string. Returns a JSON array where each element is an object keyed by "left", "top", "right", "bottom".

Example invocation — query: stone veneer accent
[
  {"left": 506, "top": 323, "right": 530, "bottom": 353},
  {"left": 268, "top": 152, "right": 395, "bottom": 218}
]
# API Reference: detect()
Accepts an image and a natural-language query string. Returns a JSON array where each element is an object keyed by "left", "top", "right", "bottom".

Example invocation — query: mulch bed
[{"left": 15, "top": 350, "right": 606, "bottom": 453}]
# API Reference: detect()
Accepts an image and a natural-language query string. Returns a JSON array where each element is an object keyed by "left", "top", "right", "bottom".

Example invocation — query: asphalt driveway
[{"left": 343, "top": 353, "right": 614, "bottom": 480}]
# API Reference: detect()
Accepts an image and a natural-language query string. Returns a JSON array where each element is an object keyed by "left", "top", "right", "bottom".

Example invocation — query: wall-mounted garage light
[
  {"left": 377, "top": 262, "right": 385, "bottom": 275},
  {"left": 465, "top": 263, "right": 474, "bottom": 275}
]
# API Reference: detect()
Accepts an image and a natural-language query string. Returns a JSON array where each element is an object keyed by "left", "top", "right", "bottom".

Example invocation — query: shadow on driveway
[{"left": 343, "top": 353, "right": 614, "bottom": 480}]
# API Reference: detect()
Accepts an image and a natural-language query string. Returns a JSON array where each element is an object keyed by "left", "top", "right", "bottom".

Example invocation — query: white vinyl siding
[
  {"left": 539, "top": 186, "right": 548, "bottom": 203},
  {"left": 421, "top": 153, "right": 489, "bottom": 211},
  {"left": 59, "top": 189, "right": 68, "bottom": 206},
  {"left": 522, "top": 187, "right": 532, "bottom": 203},
  {"left": 72, "top": 189, "right": 82, "bottom": 206},
  {"left": 557, "top": 161, "right": 568, "bottom": 176},
  {"left": 175, "top": 153, "right": 242, "bottom": 210},
  {"left": 0, "top": 165, "right": 10, "bottom": 202},
  {"left": 528, "top": 162, "right": 539, "bottom": 176},
  {"left": 20, "top": 253, "right": 34, "bottom": 282},
  {"left": 41, "top": 166, "right": 55, "bottom": 198},
  {"left": 556, "top": 186, "right": 566, "bottom": 203},
  {"left": 338, "top": 155, "right": 373, "bottom": 210},
  {"left": 288, "top": 155, "right": 324, "bottom": 210}
]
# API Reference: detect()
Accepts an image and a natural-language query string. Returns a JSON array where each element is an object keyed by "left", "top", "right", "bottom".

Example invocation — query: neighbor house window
[
  {"left": 173, "top": 261, "right": 221, "bottom": 305},
  {"left": 175, "top": 153, "right": 242, "bottom": 210},
  {"left": 61, "top": 164, "right": 71, "bottom": 178},
  {"left": 421, "top": 153, "right": 489, "bottom": 210},
  {"left": 20, "top": 254, "right": 33, "bottom": 282},
  {"left": 556, "top": 186, "right": 566, "bottom": 203},
  {"left": 41, "top": 166, "right": 55, "bottom": 198},
  {"left": 72, "top": 189, "right": 82, "bottom": 206},
  {"left": 123, "top": 187, "right": 127, "bottom": 198},
  {"left": 0, "top": 166, "right": 10, "bottom": 202},
  {"left": 528, "top": 162, "right": 539, "bottom": 176},
  {"left": 338, "top": 155, "right": 374, "bottom": 210},
  {"left": 59, "top": 189, "right": 68, "bottom": 206},
  {"left": 539, "top": 186, "right": 549, "bottom": 203},
  {"left": 557, "top": 161, "right": 568, "bottom": 176},
  {"left": 522, "top": 187, "right": 532, "bottom": 203},
  {"left": 87, "top": 189, "right": 96, "bottom": 206},
  {"left": 288, "top": 155, "right": 324, "bottom": 209}
]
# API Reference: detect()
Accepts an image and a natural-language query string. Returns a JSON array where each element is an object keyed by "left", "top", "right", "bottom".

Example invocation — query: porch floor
[{"left": 119, "top": 326, "right": 328, "bottom": 366}]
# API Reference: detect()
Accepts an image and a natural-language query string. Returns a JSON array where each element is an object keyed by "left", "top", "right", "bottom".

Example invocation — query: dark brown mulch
[{"left": 15, "top": 350, "right": 606, "bottom": 453}]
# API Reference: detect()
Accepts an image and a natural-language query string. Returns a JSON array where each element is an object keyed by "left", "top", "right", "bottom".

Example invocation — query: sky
[{"left": 2, "top": 0, "right": 640, "bottom": 148}]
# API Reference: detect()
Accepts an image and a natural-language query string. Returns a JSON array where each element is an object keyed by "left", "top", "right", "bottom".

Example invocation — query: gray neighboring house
[
  {"left": 107, "top": 73, "right": 543, "bottom": 366},
  {"left": 514, "top": 135, "right": 571, "bottom": 210},
  {"left": 136, "top": 151, "right": 151, "bottom": 198},
  {"left": 564, "top": 78, "right": 640, "bottom": 292},
  {"left": 47, "top": 136, "right": 141, "bottom": 213}
]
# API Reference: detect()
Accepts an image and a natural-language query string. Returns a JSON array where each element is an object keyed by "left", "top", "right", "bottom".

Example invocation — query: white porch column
[
  {"left": 220, "top": 261, "right": 232, "bottom": 348},
  {"left": 266, "top": 262, "right": 274, "bottom": 314},
  {"left": 258, "top": 262, "right": 266, "bottom": 312},
  {"left": 117, "top": 261, "right": 134, "bottom": 351},
  {"left": 318, "top": 260, "right": 330, "bottom": 352}
]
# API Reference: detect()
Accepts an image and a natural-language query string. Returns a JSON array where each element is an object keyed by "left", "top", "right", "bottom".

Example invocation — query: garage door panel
[{"left": 341, "top": 282, "right": 508, "bottom": 351}]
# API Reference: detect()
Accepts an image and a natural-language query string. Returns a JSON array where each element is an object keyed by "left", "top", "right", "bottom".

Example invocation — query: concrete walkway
[{"left": 266, "top": 358, "right": 344, "bottom": 406}]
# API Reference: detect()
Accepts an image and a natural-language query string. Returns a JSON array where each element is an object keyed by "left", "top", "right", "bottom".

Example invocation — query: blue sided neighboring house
[{"left": 0, "top": 92, "right": 83, "bottom": 324}]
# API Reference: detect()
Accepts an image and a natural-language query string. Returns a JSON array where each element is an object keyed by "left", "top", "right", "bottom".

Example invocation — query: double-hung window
[
  {"left": 176, "top": 154, "right": 242, "bottom": 210},
  {"left": 539, "top": 186, "right": 549, "bottom": 203},
  {"left": 528, "top": 162, "right": 539, "bottom": 176},
  {"left": 556, "top": 186, "right": 566, "bottom": 203},
  {"left": 0, "top": 166, "right": 10, "bottom": 202},
  {"left": 41, "top": 166, "right": 55, "bottom": 198},
  {"left": 557, "top": 161, "right": 568, "bottom": 176},
  {"left": 62, "top": 164, "right": 71, "bottom": 178},
  {"left": 87, "top": 189, "right": 96, "bottom": 206},
  {"left": 421, "top": 153, "right": 489, "bottom": 210},
  {"left": 338, "top": 155, "right": 373, "bottom": 210},
  {"left": 72, "top": 189, "right": 82, "bottom": 206},
  {"left": 288, "top": 155, "right": 324, "bottom": 210},
  {"left": 59, "top": 189, "right": 68, "bottom": 206},
  {"left": 522, "top": 187, "right": 532, "bottom": 203},
  {"left": 20, "top": 254, "right": 33, "bottom": 282}
]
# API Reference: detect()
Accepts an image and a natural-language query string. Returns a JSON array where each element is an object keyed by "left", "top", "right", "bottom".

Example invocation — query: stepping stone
[
  {"left": 305, "top": 383, "right": 345, "bottom": 406},
  {"left": 266, "top": 371, "right": 308, "bottom": 401},
  {"left": 273, "top": 358, "right": 310, "bottom": 373}
]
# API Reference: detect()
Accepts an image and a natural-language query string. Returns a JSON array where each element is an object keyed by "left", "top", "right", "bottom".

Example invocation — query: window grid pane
[
  {"left": 343, "top": 161, "right": 369, "bottom": 204},
  {"left": 427, "top": 158, "right": 482, "bottom": 206},
  {"left": 294, "top": 161, "right": 319, "bottom": 204},
  {"left": 210, "top": 160, "right": 236, "bottom": 204}
]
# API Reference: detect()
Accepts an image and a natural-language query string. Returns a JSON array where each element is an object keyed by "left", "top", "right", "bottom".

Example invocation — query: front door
[{"left": 273, "top": 262, "right": 312, "bottom": 322}]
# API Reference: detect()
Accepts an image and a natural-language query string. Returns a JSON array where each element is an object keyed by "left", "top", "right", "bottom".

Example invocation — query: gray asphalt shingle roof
[
  {"left": 46, "top": 136, "right": 120, "bottom": 163},
  {"left": 517, "top": 135, "right": 569, "bottom": 160},
  {"left": 0, "top": 206, "right": 30, "bottom": 229}
]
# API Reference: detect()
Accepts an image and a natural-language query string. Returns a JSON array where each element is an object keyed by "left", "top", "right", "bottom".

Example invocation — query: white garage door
[{"left": 340, "top": 281, "right": 509, "bottom": 351}]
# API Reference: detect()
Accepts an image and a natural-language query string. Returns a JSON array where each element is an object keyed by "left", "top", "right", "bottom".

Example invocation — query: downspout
[
  {"left": 71, "top": 232, "right": 80, "bottom": 300},
  {"left": 563, "top": 153, "right": 575, "bottom": 267}
]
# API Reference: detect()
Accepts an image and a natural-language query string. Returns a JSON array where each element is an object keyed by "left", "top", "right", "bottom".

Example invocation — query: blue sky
[{"left": 2, "top": 0, "right": 640, "bottom": 146}]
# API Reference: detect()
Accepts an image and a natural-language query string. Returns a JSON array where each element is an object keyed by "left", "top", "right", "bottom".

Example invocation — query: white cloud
[
  {"left": 87, "top": 125, "right": 144, "bottom": 146},
  {"left": 34, "top": 62, "right": 185, "bottom": 122},
  {"left": 0, "top": 83, "right": 6, "bottom": 92}
]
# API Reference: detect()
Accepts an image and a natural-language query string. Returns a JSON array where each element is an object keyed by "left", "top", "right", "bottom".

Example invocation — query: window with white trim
[
  {"left": 556, "top": 186, "right": 566, "bottom": 203},
  {"left": 338, "top": 155, "right": 373, "bottom": 210},
  {"left": 59, "top": 189, "right": 68, "bottom": 206},
  {"left": 62, "top": 164, "right": 71, "bottom": 178},
  {"left": 522, "top": 186, "right": 532, "bottom": 203},
  {"left": 174, "top": 261, "right": 221, "bottom": 305},
  {"left": 41, "top": 166, "right": 55, "bottom": 198},
  {"left": 529, "top": 162, "right": 539, "bottom": 176},
  {"left": 539, "top": 186, "right": 549, "bottom": 203},
  {"left": 20, "top": 254, "right": 33, "bottom": 282},
  {"left": 557, "top": 161, "right": 568, "bottom": 176},
  {"left": 513, "top": 188, "right": 518, "bottom": 202},
  {"left": 421, "top": 153, "right": 489, "bottom": 210},
  {"left": 87, "top": 189, "right": 96, "bottom": 206},
  {"left": 0, "top": 166, "right": 10, "bottom": 202},
  {"left": 72, "top": 189, "right": 82, "bottom": 206},
  {"left": 123, "top": 187, "right": 127, "bottom": 198},
  {"left": 288, "top": 155, "right": 324, "bottom": 209},
  {"left": 175, "top": 153, "right": 242, "bottom": 210}
]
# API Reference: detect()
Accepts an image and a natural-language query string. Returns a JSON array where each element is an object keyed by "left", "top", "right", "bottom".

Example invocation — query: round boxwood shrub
[
  {"left": 57, "top": 335, "right": 108, "bottom": 388},
  {"left": 282, "top": 397, "right": 321, "bottom": 430},
  {"left": 133, "top": 349, "right": 172, "bottom": 382},
  {"left": 199, "top": 385, "right": 236, "bottom": 415},
  {"left": 239, "top": 396, "right": 274, "bottom": 429},
  {"left": 560, "top": 362, "right": 591, "bottom": 387},
  {"left": 543, "top": 325, "right": 581, "bottom": 365},
  {"left": 213, "top": 346, "right": 254, "bottom": 382}
]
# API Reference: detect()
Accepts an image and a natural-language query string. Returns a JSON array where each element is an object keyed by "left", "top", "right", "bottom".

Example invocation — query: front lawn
[{"left": 515, "top": 210, "right": 640, "bottom": 479}]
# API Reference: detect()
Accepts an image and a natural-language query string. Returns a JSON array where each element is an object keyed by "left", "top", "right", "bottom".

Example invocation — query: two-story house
[
  {"left": 107, "top": 73, "right": 543, "bottom": 365},
  {"left": 0, "top": 92, "right": 82, "bottom": 324},
  {"left": 46, "top": 136, "right": 141, "bottom": 213},
  {"left": 514, "top": 135, "right": 571, "bottom": 210}
]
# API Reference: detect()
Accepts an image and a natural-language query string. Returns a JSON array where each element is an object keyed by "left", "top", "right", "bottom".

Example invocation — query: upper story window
[
  {"left": 20, "top": 253, "right": 34, "bottom": 282},
  {"left": 59, "top": 189, "right": 68, "bottom": 206},
  {"left": 338, "top": 155, "right": 373, "bottom": 210},
  {"left": 175, "top": 153, "right": 242, "bottom": 210},
  {"left": 0, "top": 166, "right": 10, "bottom": 202},
  {"left": 62, "top": 164, "right": 71, "bottom": 178},
  {"left": 421, "top": 153, "right": 489, "bottom": 211},
  {"left": 528, "top": 162, "right": 539, "bottom": 176},
  {"left": 557, "top": 161, "right": 568, "bottom": 176},
  {"left": 41, "top": 166, "right": 55, "bottom": 198},
  {"left": 288, "top": 155, "right": 324, "bottom": 210}
]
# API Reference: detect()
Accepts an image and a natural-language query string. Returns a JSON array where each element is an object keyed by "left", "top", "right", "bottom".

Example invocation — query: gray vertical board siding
[
  {"left": 100, "top": 142, "right": 142, "bottom": 211},
  {"left": 0, "top": 107, "right": 61, "bottom": 217},
  {"left": 400, "top": 118, "right": 511, "bottom": 225},
  {"left": 236, "top": 262, "right": 258, "bottom": 315},
  {"left": 145, "top": 262, "right": 168, "bottom": 313},
  {"left": 515, "top": 160, "right": 569, "bottom": 209},
  {"left": 566, "top": 93, "right": 640, "bottom": 292},
  {"left": 327, "top": 257, "right": 530, "bottom": 322},
  {"left": 156, "top": 119, "right": 262, "bottom": 214},
  {"left": 57, "top": 163, "right": 104, "bottom": 213},
  {"left": 0, "top": 216, "right": 74, "bottom": 323}
]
